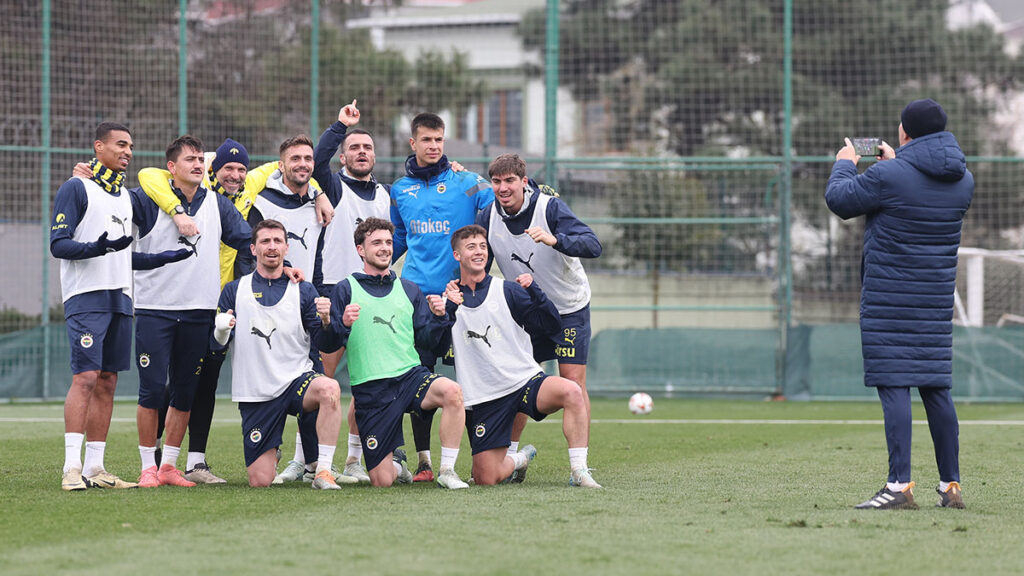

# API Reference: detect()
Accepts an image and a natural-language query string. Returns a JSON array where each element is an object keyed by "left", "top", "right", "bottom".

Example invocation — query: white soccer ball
[{"left": 628, "top": 392, "right": 653, "bottom": 415}]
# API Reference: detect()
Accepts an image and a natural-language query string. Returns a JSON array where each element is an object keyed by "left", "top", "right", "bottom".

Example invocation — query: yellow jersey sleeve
[{"left": 137, "top": 168, "right": 179, "bottom": 215}]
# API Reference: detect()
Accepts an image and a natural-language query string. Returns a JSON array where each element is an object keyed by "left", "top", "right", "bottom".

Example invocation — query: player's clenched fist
[
  {"left": 213, "top": 309, "right": 235, "bottom": 345},
  {"left": 315, "top": 297, "right": 331, "bottom": 325},
  {"left": 525, "top": 226, "right": 557, "bottom": 246},
  {"left": 515, "top": 273, "right": 533, "bottom": 289},
  {"left": 342, "top": 303, "right": 361, "bottom": 327},
  {"left": 426, "top": 294, "right": 446, "bottom": 316},
  {"left": 444, "top": 280, "right": 464, "bottom": 306}
]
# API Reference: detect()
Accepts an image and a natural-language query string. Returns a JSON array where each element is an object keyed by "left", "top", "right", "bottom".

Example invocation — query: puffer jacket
[{"left": 825, "top": 131, "right": 974, "bottom": 387}]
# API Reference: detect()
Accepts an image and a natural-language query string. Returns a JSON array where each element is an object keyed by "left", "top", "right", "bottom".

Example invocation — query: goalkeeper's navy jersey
[{"left": 389, "top": 155, "right": 493, "bottom": 295}]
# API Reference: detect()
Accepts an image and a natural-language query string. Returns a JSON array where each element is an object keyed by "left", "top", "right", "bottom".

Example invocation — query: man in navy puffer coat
[{"left": 825, "top": 99, "right": 973, "bottom": 510}]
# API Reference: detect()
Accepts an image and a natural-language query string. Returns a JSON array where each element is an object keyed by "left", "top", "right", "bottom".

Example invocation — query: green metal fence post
[
  {"left": 310, "top": 0, "right": 320, "bottom": 138},
  {"left": 178, "top": 0, "right": 188, "bottom": 134},
  {"left": 41, "top": 0, "right": 52, "bottom": 399},
  {"left": 544, "top": 0, "right": 559, "bottom": 186},
  {"left": 777, "top": 0, "right": 794, "bottom": 395}
]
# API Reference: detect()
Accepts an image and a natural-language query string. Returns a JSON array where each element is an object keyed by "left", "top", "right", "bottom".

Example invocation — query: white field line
[{"left": 3, "top": 417, "right": 1024, "bottom": 426}]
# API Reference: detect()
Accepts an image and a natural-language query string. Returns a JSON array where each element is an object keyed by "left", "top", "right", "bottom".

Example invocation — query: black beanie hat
[
  {"left": 211, "top": 138, "right": 250, "bottom": 173},
  {"left": 901, "top": 99, "right": 947, "bottom": 139}
]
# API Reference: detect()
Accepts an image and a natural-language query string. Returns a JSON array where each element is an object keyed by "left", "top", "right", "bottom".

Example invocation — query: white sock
[
  {"left": 507, "top": 441, "right": 519, "bottom": 457},
  {"left": 418, "top": 449, "right": 432, "bottom": 467},
  {"left": 63, "top": 432, "right": 84, "bottom": 473},
  {"left": 938, "top": 481, "right": 953, "bottom": 492},
  {"left": 886, "top": 481, "right": 910, "bottom": 493},
  {"left": 293, "top": 431, "right": 304, "bottom": 462},
  {"left": 139, "top": 445, "right": 157, "bottom": 471},
  {"left": 439, "top": 446, "right": 459, "bottom": 472},
  {"left": 186, "top": 452, "right": 206, "bottom": 471},
  {"left": 316, "top": 444, "right": 336, "bottom": 474},
  {"left": 510, "top": 451, "right": 529, "bottom": 470},
  {"left": 161, "top": 445, "right": 181, "bottom": 469},
  {"left": 392, "top": 459, "right": 403, "bottom": 477},
  {"left": 82, "top": 441, "right": 106, "bottom": 477},
  {"left": 347, "top": 434, "right": 362, "bottom": 462},
  {"left": 568, "top": 447, "right": 589, "bottom": 471}
]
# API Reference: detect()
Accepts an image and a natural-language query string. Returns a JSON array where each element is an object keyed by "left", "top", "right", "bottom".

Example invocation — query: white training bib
[
  {"left": 59, "top": 178, "right": 133, "bottom": 303},
  {"left": 320, "top": 178, "right": 390, "bottom": 286},
  {"left": 452, "top": 279, "right": 541, "bottom": 407},
  {"left": 133, "top": 187, "right": 221, "bottom": 310},
  {"left": 230, "top": 274, "right": 313, "bottom": 402},
  {"left": 488, "top": 193, "right": 591, "bottom": 314}
]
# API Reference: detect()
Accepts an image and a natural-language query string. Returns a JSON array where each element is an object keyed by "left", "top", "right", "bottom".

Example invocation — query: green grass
[{"left": 2, "top": 398, "right": 1023, "bottom": 575}]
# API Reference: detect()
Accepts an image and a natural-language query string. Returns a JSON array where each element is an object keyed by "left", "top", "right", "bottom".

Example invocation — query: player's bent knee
[
  {"left": 442, "top": 381, "right": 464, "bottom": 409},
  {"left": 562, "top": 380, "right": 585, "bottom": 410},
  {"left": 312, "top": 378, "right": 341, "bottom": 408}
]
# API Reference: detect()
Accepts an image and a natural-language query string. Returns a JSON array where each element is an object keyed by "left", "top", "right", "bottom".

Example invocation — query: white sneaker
[
  {"left": 184, "top": 462, "right": 227, "bottom": 485},
  {"left": 343, "top": 460, "right": 371, "bottom": 483},
  {"left": 272, "top": 460, "right": 305, "bottom": 485},
  {"left": 436, "top": 468, "right": 469, "bottom": 490},
  {"left": 569, "top": 468, "right": 602, "bottom": 489}
]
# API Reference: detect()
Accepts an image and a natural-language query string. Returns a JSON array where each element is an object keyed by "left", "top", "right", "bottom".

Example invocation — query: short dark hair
[
  {"left": 411, "top": 113, "right": 445, "bottom": 137},
  {"left": 342, "top": 128, "right": 374, "bottom": 147},
  {"left": 95, "top": 122, "right": 131, "bottom": 142},
  {"left": 354, "top": 217, "right": 394, "bottom": 247},
  {"left": 451, "top": 224, "right": 487, "bottom": 250},
  {"left": 251, "top": 219, "right": 287, "bottom": 244},
  {"left": 488, "top": 154, "right": 527, "bottom": 179},
  {"left": 279, "top": 134, "right": 314, "bottom": 156},
  {"left": 166, "top": 135, "right": 204, "bottom": 163}
]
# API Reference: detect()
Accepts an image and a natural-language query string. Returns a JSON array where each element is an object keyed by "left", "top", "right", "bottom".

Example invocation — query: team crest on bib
[
  {"left": 248, "top": 428, "right": 262, "bottom": 444},
  {"left": 366, "top": 436, "right": 378, "bottom": 450},
  {"left": 139, "top": 353, "right": 150, "bottom": 368},
  {"left": 79, "top": 333, "right": 94, "bottom": 349},
  {"left": 475, "top": 423, "right": 486, "bottom": 438}
]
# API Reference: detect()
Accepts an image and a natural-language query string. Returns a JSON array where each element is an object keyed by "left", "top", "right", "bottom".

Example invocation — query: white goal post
[{"left": 955, "top": 248, "right": 1024, "bottom": 327}]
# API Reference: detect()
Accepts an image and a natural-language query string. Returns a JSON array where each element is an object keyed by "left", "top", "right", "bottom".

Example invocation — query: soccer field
[{"left": 3, "top": 398, "right": 1023, "bottom": 575}]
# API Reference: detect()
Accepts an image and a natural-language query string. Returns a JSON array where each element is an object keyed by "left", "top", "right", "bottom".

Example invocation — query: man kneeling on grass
[
  {"left": 439, "top": 225, "right": 599, "bottom": 488},
  {"left": 211, "top": 219, "right": 344, "bottom": 489}
]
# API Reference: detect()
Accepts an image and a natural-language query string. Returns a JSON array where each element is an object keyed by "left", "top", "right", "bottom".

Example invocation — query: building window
[{"left": 476, "top": 89, "right": 522, "bottom": 148}]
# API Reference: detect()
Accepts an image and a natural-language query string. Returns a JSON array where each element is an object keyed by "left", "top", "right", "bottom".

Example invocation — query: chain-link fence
[{"left": 3, "top": 0, "right": 1022, "bottom": 400}]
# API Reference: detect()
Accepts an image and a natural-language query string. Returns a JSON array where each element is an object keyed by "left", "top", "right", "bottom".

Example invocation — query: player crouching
[
  {"left": 441, "top": 225, "right": 599, "bottom": 488},
  {"left": 212, "top": 219, "right": 344, "bottom": 489}
]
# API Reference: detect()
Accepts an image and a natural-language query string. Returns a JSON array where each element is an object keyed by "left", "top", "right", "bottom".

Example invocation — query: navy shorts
[
  {"left": 238, "top": 371, "right": 320, "bottom": 466},
  {"left": 465, "top": 372, "right": 548, "bottom": 455},
  {"left": 65, "top": 312, "right": 132, "bottom": 374},
  {"left": 532, "top": 304, "right": 591, "bottom": 365},
  {"left": 351, "top": 365, "right": 440, "bottom": 470},
  {"left": 135, "top": 314, "right": 212, "bottom": 411}
]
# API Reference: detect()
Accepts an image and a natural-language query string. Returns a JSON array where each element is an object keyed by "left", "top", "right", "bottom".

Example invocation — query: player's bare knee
[
  {"left": 322, "top": 380, "right": 342, "bottom": 409},
  {"left": 562, "top": 380, "right": 585, "bottom": 411},
  {"left": 443, "top": 382, "right": 464, "bottom": 410},
  {"left": 248, "top": 470, "right": 274, "bottom": 487}
]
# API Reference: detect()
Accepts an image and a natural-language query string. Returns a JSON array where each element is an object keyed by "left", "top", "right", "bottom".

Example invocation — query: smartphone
[{"left": 852, "top": 137, "right": 881, "bottom": 157}]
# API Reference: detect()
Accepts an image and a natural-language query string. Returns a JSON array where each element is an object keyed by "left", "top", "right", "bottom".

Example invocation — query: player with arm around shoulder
[
  {"left": 212, "top": 219, "right": 344, "bottom": 489},
  {"left": 441, "top": 225, "right": 600, "bottom": 488}
]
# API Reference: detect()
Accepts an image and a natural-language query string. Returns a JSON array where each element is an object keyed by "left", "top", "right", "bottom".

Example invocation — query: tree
[{"left": 522, "top": 0, "right": 1022, "bottom": 296}]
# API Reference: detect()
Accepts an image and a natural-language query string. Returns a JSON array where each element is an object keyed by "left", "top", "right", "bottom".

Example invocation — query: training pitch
[{"left": 1, "top": 398, "right": 1023, "bottom": 575}]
